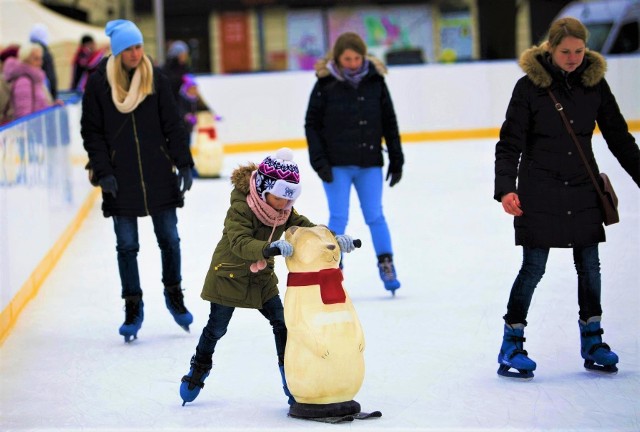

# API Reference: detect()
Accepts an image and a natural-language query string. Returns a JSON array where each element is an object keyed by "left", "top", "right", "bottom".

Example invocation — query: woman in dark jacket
[
  {"left": 305, "top": 32, "right": 404, "bottom": 295},
  {"left": 494, "top": 17, "right": 640, "bottom": 379},
  {"left": 81, "top": 20, "right": 195, "bottom": 343}
]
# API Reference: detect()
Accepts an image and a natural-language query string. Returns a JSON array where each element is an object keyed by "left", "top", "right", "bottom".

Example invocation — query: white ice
[{"left": 1, "top": 137, "right": 638, "bottom": 431}]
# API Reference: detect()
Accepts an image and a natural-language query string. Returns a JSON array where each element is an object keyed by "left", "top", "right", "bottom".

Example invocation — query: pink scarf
[{"left": 246, "top": 171, "right": 291, "bottom": 272}]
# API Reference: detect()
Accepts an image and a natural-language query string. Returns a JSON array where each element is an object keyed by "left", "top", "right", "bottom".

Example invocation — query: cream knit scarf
[
  {"left": 106, "top": 55, "right": 152, "bottom": 113},
  {"left": 246, "top": 171, "right": 291, "bottom": 272}
]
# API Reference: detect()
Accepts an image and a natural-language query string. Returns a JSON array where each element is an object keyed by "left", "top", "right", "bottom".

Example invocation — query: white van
[{"left": 553, "top": 0, "right": 640, "bottom": 54}]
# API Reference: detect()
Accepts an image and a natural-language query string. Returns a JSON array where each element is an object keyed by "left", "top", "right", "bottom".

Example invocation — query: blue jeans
[
  {"left": 504, "top": 245, "right": 602, "bottom": 325},
  {"left": 112, "top": 208, "right": 182, "bottom": 298},
  {"left": 322, "top": 166, "right": 393, "bottom": 256},
  {"left": 194, "top": 295, "right": 287, "bottom": 365}
]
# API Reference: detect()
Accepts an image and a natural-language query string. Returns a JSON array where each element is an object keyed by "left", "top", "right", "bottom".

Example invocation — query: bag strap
[{"left": 547, "top": 88, "right": 605, "bottom": 198}]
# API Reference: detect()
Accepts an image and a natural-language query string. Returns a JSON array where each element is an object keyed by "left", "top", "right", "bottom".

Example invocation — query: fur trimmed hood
[
  {"left": 230, "top": 163, "right": 258, "bottom": 195},
  {"left": 518, "top": 42, "right": 607, "bottom": 88},
  {"left": 314, "top": 54, "right": 387, "bottom": 79}
]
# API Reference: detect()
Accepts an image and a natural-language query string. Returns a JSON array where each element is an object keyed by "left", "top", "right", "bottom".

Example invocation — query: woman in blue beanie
[{"left": 81, "top": 19, "right": 196, "bottom": 342}]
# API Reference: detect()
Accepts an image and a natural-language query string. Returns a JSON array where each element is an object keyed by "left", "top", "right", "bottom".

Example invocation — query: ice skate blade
[
  {"left": 584, "top": 360, "right": 618, "bottom": 375},
  {"left": 123, "top": 333, "right": 137, "bottom": 343},
  {"left": 497, "top": 365, "right": 534, "bottom": 380}
]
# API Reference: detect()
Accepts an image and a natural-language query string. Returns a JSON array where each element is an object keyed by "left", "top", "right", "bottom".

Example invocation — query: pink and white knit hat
[{"left": 255, "top": 148, "right": 301, "bottom": 204}]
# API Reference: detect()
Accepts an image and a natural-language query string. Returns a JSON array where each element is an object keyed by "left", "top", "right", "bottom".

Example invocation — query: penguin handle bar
[{"left": 263, "top": 239, "right": 361, "bottom": 257}]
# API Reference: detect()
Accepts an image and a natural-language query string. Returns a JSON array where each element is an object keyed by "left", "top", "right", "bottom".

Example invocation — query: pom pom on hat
[
  {"left": 105, "top": 20, "right": 143, "bottom": 57},
  {"left": 29, "top": 24, "right": 49, "bottom": 45},
  {"left": 255, "top": 148, "right": 301, "bottom": 205}
]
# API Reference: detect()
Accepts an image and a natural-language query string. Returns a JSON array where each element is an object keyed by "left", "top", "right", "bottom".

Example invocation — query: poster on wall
[
  {"left": 327, "top": 5, "right": 434, "bottom": 65},
  {"left": 287, "top": 10, "right": 327, "bottom": 71},
  {"left": 439, "top": 11, "right": 473, "bottom": 62}
]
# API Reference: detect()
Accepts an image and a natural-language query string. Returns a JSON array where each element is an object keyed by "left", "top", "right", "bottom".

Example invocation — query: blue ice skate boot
[
  {"left": 164, "top": 285, "right": 193, "bottom": 332},
  {"left": 180, "top": 355, "right": 212, "bottom": 406},
  {"left": 377, "top": 254, "right": 401, "bottom": 295},
  {"left": 497, "top": 323, "right": 536, "bottom": 379},
  {"left": 119, "top": 295, "right": 144, "bottom": 343},
  {"left": 579, "top": 317, "right": 618, "bottom": 374},
  {"left": 279, "top": 364, "right": 295, "bottom": 406}
]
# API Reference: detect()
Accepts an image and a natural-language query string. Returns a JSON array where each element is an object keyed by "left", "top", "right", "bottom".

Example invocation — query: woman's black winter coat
[
  {"left": 81, "top": 56, "right": 193, "bottom": 218},
  {"left": 305, "top": 57, "right": 404, "bottom": 174},
  {"left": 495, "top": 45, "right": 640, "bottom": 248}
]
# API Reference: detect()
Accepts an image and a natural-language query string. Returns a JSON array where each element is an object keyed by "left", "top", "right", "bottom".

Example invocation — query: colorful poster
[
  {"left": 439, "top": 11, "right": 473, "bottom": 62},
  {"left": 287, "top": 10, "right": 327, "bottom": 71},
  {"left": 327, "top": 5, "right": 434, "bottom": 64}
]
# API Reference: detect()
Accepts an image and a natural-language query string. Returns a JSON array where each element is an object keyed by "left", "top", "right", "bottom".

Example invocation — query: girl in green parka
[{"left": 179, "top": 148, "right": 358, "bottom": 406}]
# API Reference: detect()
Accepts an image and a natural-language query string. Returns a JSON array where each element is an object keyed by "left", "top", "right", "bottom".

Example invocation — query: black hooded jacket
[
  {"left": 495, "top": 44, "right": 640, "bottom": 248},
  {"left": 81, "top": 56, "right": 193, "bottom": 218}
]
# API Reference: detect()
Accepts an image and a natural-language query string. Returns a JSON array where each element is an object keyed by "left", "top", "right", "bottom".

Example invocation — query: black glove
[
  {"left": 386, "top": 159, "right": 403, "bottom": 187},
  {"left": 177, "top": 167, "right": 193, "bottom": 193},
  {"left": 317, "top": 165, "right": 333, "bottom": 183},
  {"left": 99, "top": 175, "right": 118, "bottom": 198}
]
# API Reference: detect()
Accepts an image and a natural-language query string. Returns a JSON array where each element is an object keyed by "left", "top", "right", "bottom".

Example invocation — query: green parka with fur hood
[
  {"left": 494, "top": 43, "right": 639, "bottom": 248},
  {"left": 201, "top": 163, "right": 315, "bottom": 309}
]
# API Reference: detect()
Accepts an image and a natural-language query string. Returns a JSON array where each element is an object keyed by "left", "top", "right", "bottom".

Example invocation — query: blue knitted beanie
[{"left": 106, "top": 20, "right": 143, "bottom": 56}]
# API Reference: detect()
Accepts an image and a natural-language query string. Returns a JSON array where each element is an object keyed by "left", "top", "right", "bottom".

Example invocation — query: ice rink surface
[{"left": 1, "top": 137, "right": 638, "bottom": 431}]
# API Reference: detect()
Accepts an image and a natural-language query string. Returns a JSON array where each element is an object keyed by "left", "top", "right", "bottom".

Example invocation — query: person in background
[
  {"left": 2, "top": 43, "right": 61, "bottom": 120},
  {"left": 71, "top": 35, "right": 105, "bottom": 92},
  {"left": 29, "top": 24, "right": 57, "bottom": 100},
  {"left": 162, "top": 40, "right": 190, "bottom": 102},
  {"left": 178, "top": 148, "right": 358, "bottom": 407},
  {"left": 81, "top": 20, "right": 195, "bottom": 343},
  {"left": 177, "top": 74, "right": 199, "bottom": 146},
  {"left": 0, "top": 44, "right": 20, "bottom": 124},
  {"left": 304, "top": 32, "right": 404, "bottom": 295},
  {"left": 494, "top": 17, "right": 640, "bottom": 380}
]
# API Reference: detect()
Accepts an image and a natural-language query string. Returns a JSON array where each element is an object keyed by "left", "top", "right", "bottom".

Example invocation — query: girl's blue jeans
[
  {"left": 322, "top": 166, "right": 393, "bottom": 256},
  {"left": 504, "top": 245, "right": 602, "bottom": 325},
  {"left": 194, "top": 295, "right": 287, "bottom": 365}
]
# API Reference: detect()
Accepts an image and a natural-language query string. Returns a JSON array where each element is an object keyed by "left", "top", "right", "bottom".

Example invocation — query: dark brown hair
[
  {"left": 332, "top": 32, "right": 367, "bottom": 64},
  {"left": 548, "top": 17, "right": 589, "bottom": 48}
]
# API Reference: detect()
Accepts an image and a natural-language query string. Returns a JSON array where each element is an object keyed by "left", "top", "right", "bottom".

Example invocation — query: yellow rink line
[
  {"left": 0, "top": 188, "right": 101, "bottom": 345},
  {"left": 2, "top": 120, "right": 639, "bottom": 345}
]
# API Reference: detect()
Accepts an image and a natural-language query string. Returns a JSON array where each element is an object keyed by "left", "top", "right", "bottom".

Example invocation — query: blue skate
[
  {"left": 497, "top": 323, "right": 536, "bottom": 380},
  {"left": 377, "top": 254, "right": 400, "bottom": 295},
  {"left": 164, "top": 285, "right": 193, "bottom": 332},
  {"left": 579, "top": 318, "right": 618, "bottom": 374},
  {"left": 119, "top": 296, "right": 143, "bottom": 343},
  {"left": 180, "top": 355, "right": 212, "bottom": 406}
]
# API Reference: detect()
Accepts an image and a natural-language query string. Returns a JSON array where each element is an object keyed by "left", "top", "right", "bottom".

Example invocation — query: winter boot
[
  {"left": 579, "top": 317, "right": 618, "bottom": 374},
  {"left": 164, "top": 285, "right": 193, "bottom": 332},
  {"left": 377, "top": 254, "right": 401, "bottom": 294},
  {"left": 497, "top": 323, "right": 536, "bottom": 379},
  {"left": 279, "top": 364, "right": 295, "bottom": 405},
  {"left": 180, "top": 355, "right": 212, "bottom": 406},
  {"left": 119, "top": 295, "right": 144, "bottom": 343}
]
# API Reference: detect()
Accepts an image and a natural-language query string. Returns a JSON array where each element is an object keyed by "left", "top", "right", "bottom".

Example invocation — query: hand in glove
[
  {"left": 386, "top": 162, "right": 402, "bottom": 187},
  {"left": 99, "top": 175, "right": 118, "bottom": 198},
  {"left": 177, "top": 167, "right": 193, "bottom": 193},
  {"left": 336, "top": 234, "right": 356, "bottom": 253},
  {"left": 269, "top": 239, "right": 294, "bottom": 257},
  {"left": 317, "top": 165, "right": 333, "bottom": 183}
]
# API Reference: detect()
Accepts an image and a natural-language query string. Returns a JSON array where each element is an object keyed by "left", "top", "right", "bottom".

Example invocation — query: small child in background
[
  {"left": 179, "top": 148, "right": 357, "bottom": 406},
  {"left": 178, "top": 74, "right": 199, "bottom": 145}
]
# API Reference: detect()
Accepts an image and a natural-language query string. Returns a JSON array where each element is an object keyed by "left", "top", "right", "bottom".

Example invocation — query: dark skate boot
[
  {"left": 579, "top": 317, "right": 619, "bottom": 374},
  {"left": 180, "top": 355, "right": 212, "bottom": 406},
  {"left": 119, "top": 295, "right": 144, "bottom": 343},
  {"left": 497, "top": 323, "right": 536, "bottom": 379},
  {"left": 377, "top": 254, "right": 400, "bottom": 295},
  {"left": 164, "top": 285, "right": 193, "bottom": 332}
]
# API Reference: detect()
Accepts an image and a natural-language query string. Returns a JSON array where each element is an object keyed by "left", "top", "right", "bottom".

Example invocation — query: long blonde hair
[{"left": 111, "top": 53, "right": 154, "bottom": 101}]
